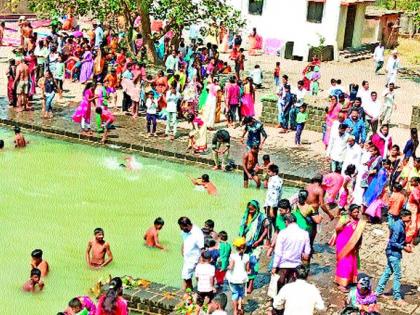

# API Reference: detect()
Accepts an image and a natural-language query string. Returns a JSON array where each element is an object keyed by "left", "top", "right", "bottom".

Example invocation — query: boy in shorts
[{"left": 95, "top": 107, "right": 115, "bottom": 144}]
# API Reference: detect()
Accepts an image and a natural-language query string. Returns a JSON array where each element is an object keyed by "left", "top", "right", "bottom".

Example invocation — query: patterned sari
[{"left": 335, "top": 217, "right": 366, "bottom": 287}]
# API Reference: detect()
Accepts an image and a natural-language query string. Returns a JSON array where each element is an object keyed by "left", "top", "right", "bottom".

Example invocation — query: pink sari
[
  {"left": 322, "top": 172, "right": 344, "bottom": 204},
  {"left": 335, "top": 218, "right": 366, "bottom": 287},
  {"left": 323, "top": 102, "right": 342, "bottom": 146}
]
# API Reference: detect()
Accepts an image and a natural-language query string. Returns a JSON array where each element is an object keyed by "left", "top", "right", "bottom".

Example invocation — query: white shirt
[
  {"left": 293, "top": 87, "right": 307, "bottom": 106},
  {"left": 272, "top": 223, "right": 311, "bottom": 269},
  {"left": 363, "top": 99, "right": 381, "bottom": 121},
  {"left": 146, "top": 98, "right": 157, "bottom": 115},
  {"left": 382, "top": 89, "right": 396, "bottom": 107},
  {"left": 356, "top": 88, "right": 371, "bottom": 106},
  {"left": 195, "top": 262, "right": 215, "bottom": 292},
  {"left": 327, "top": 132, "right": 349, "bottom": 162},
  {"left": 211, "top": 311, "right": 227, "bottom": 315},
  {"left": 342, "top": 143, "right": 362, "bottom": 174},
  {"left": 386, "top": 57, "right": 400, "bottom": 74},
  {"left": 264, "top": 175, "right": 283, "bottom": 207},
  {"left": 226, "top": 253, "right": 249, "bottom": 284},
  {"left": 373, "top": 46, "right": 384, "bottom": 62},
  {"left": 251, "top": 68, "right": 263, "bottom": 85},
  {"left": 166, "top": 91, "right": 181, "bottom": 113},
  {"left": 273, "top": 279, "right": 325, "bottom": 315},
  {"left": 182, "top": 225, "right": 204, "bottom": 264}
]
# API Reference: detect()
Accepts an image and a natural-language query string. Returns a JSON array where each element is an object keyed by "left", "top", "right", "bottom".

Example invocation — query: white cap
[{"left": 19, "top": 16, "right": 26, "bottom": 21}]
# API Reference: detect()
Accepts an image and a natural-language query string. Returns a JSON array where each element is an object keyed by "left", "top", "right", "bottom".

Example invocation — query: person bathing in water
[
  {"left": 14, "top": 126, "right": 28, "bottom": 148},
  {"left": 85, "top": 228, "right": 113, "bottom": 269},
  {"left": 144, "top": 217, "right": 165, "bottom": 250},
  {"left": 189, "top": 174, "right": 218, "bottom": 195}
]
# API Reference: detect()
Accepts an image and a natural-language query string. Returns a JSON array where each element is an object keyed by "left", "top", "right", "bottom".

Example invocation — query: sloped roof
[{"left": 365, "top": 6, "right": 402, "bottom": 17}]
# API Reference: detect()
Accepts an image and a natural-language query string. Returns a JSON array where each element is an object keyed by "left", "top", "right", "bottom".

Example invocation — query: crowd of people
[{"left": 2, "top": 12, "right": 419, "bottom": 315}]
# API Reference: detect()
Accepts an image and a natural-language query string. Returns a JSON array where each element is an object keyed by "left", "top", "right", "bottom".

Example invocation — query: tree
[
  {"left": 377, "top": 0, "right": 419, "bottom": 24},
  {"left": 24, "top": 0, "right": 245, "bottom": 64}
]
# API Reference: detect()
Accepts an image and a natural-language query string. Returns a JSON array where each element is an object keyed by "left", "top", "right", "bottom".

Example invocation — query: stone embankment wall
[
  {"left": 261, "top": 97, "right": 326, "bottom": 133},
  {"left": 411, "top": 105, "right": 420, "bottom": 130}
]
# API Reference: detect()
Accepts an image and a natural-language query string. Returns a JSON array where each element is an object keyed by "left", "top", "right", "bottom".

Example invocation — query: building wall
[
  {"left": 352, "top": 3, "right": 368, "bottom": 47},
  {"left": 231, "top": 0, "right": 371, "bottom": 59}
]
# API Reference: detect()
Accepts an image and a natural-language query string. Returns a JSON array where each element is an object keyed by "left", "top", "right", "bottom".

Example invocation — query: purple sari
[
  {"left": 79, "top": 51, "right": 94, "bottom": 83},
  {"left": 363, "top": 167, "right": 388, "bottom": 207}
]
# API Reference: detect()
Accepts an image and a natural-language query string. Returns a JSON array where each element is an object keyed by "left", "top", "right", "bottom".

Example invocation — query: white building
[{"left": 229, "top": 0, "right": 375, "bottom": 60}]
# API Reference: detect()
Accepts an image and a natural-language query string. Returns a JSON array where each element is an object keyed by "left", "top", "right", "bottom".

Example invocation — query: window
[
  {"left": 248, "top": 0, "right": 264, "bottom": 16},
  {"left": 307, "top": 1, "right": 324, "bottom": 23}
]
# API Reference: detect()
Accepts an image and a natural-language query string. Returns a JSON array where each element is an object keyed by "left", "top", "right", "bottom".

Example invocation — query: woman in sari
[
  {"left": 79, "top": 46, "right": 94, "bottom": 84},
  {"left": 364, "top": 159, "right": 392, "bottom": 220},
  {"left": 323, "top": 95, "right": 342, "bottom": 147},
  {"left": 239, "top": 200, "right": 269, "bottom": 293},
  {"left": 202, "top": 77, "right": 220, "bottom": 130},
  {"left": 248, "top": 28, "right": 263, "bottom": 56},
  {"left": 186, "top": 113, "right": 207, "bottom": 153},
  {"left": 335, "top": 204, "right": 366, "bottom": 292},
  {"left": 241, "top": 77, "right": 255, "bottom": 117},
  {"left": 198, "top": 76, "right": 210, "bottom": 111}
]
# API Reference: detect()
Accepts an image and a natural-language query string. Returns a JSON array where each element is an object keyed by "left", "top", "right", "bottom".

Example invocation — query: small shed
[{"left": 364, "top": 6, "right": 401, "bottom": 48}]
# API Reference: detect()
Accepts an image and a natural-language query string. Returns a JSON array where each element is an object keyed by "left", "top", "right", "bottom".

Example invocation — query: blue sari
[{"left": 363, "top": 167, "right": 388, "bottom": 207}]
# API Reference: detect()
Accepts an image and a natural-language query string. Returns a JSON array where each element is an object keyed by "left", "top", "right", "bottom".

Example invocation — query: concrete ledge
[{"left": 0, "top": 119, "right": 311, "bottom": 186}]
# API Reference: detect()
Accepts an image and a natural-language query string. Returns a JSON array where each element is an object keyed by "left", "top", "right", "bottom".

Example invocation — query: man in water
[
  {"left": 14, "top": 126, "right": 27, "bottom": 148},
  {"left": 190, "top": 174, "right": 218, "bottom": 195},
  {"left": 14, "top": 58, "right": 30, "bottom": 112},
  {"left": 243, "top": 145, "right": 260, "bottom": 188},
  {"left": 30, "top": 249, "right": 49, "bottom": 277},
  {"left": 85, "top": 228, "right": 113, "bottom": 269}
]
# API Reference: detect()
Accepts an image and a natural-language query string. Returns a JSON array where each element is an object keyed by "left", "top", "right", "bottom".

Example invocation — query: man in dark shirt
[
  {"left": 212, "top": 129, "right": 230, "bottom": 170},
  {"left": 375, "top": 209, "right": 413, "bottom": 305},
  {"left": 241, "top": 116, "right": 268, "bottom": 150}
]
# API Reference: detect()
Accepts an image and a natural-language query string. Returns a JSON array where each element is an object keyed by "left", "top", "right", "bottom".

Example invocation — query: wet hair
[
  {"left": 14, "top": 125, "right": 21, "bottom": 134},
  {"left": 204, "top": 219, "right": 214, "bottom": 229},
  {"left": 31, "top": 249, "right": 43, "bottom": 259},
  {"left": 278, "top": 199, "right": 291, "bottom": 211},
  {"left": 178, "top": 217, "right": 192, "bottom": 227},
  {"left": 68, "top": 297, "right": 83, "bottom": 309},
  {"left": 284, "top": 213, "right": 296, "bottom": 224},
  {"left": 393, "top": 183, "right": 403, "bottom": 192},
  {"left": 31, "top": 268, "right": 41, "bottom": 278},
  {"left": 94, "top": 227, "right": 104, "bottom": 235},
  {"left": 201, "top": 174, "right": 210, "bottom": 183},
  {"left": 213, "top": 293, "right": 228, "bottom": 310},
  {"left": 311, "top": 175, "right": 323, "bottom": 184},
  {"left": 0, "top": 139, "right": 4, "bottom": 149},
  {"left": 400, "top": 209, "right": 411, "bottom": 218},
  {"left": 268, "top": 164, "right": 279, "bottom": 175},
  {"left": 295, "top": 264, "right": 309, "bottom": 280},
  {"left": 154, "top": 217, "right": 164, "bottom": 226},
  {"left": 218, "top": 230, "right": 228, "bottom": 241},
  {"left": 344, "top": 164, "right": 356, "bottom": 176},
  {"left": 103, "top": 277, "right": 123, "bottom": 313},
  {"left": 298, "top": 189, "right": 309, "bottom": 204},
  {"left": 262, "top": 154, "right": 270, "bottom": 161}
]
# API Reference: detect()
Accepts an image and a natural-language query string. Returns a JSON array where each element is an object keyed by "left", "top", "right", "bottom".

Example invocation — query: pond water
[{"left": 0, "top": 128, "right": 297, "bottom": 314}]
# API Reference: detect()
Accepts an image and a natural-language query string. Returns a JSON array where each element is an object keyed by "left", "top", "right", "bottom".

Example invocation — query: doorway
[{"left": 343, "top": 5, "right": 356, "bottom": 48}]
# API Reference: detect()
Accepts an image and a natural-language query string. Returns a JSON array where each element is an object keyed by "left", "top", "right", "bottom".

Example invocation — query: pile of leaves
[{"left": 175, "top": 288, "right": 207, "bottom": 315}]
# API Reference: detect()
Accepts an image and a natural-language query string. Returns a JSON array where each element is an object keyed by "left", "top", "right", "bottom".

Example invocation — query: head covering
[
  {"left": 19, "top": 16, "right": 26, "bottom": 21},
  {"left": 233, "top": 237, "right": 246, "bottom": 248}
]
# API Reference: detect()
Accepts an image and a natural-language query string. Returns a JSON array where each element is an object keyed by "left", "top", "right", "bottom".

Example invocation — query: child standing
[
  {"left": 256, "top": 154, "right": 273, "bottom": 189},
  {"left": 295, "top": 104, "right": 308, "bottom": 145},
  {"left": 195, "top": 251, "right": 216, "bottom": 304},
  {"left": 143, "top": 217, "right": 165, "bottom": 250},
  {"left": 54, "top": 54, "right": 65, "bottom": 101},
  {"left": 95, "top": 107, "right": 115, "bottom": 144},
  {"left": 226, "top": 238, "right": 250, "bottom": 315},
  {"left": 273, "top": 62, "right": 280, "bottom": 87},
  {"left": 145, "top": 91, "right": 158, "bottom": 137},
  {"left": 215, "top": 231, "right": 231, "bottom": 287},
  {"left": 251, "top": 65, "right": 263, "bottom": 89},
  {"left": 44, "top": 70, "right": 57, "bottom": 118}
]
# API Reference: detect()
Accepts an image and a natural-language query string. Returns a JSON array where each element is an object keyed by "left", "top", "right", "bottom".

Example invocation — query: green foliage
[
  {"left": 310, "top": 33, "right": 327, "bottom": 62},
  {"left": 376, "top": 0, "right": 420, "bottom": 23}
]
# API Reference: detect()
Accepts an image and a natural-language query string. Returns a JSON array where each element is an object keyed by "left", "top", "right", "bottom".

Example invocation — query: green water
[{"left": 0, "top": 129, "right": 296, "bottom": 314}]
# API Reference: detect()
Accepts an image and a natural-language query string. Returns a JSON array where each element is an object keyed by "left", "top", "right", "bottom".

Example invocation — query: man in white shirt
[
  {"left": 356, "top": 80, "right": 371, "bottom": 107},
  {"left": 363, "top": 91, "right": 381, "bottom": 134},
  {"left": 342, "top": 136, "right": 362, "bottom": 175},
  {"left": 271, "top": 214, "right": 311, "bottom": 292},
  {"left": 34, "top": 40, "right": 49, "bottom": 80},
  {"left": 380, "top": 82, "right": 396, "bottom": 125},
  {"left": 273, "top": 264, "right": 325, "bottom": 315},
  {"left": 251, "top": 64, "right": 263, "bottom": 88},
  {"left": 327, "top": 123, "right": 350, "bottom": 172},
  {"left": 165, "top": 84, "right": 182, "bottom": 140},
  {"left": 386, "top": 50, "right": 400, "bottom": 86},
  {"left": 178, "top": 216, "right": 204, "bottom": 290},
  {"left": 165, "top": 50, "right": 179, "bottom": 73},
  {"left": 93, "top": 21, "right": 104, "bottom": 49},
  {"left": 373, "top": 43, "right": 385, "bottom": 74}
]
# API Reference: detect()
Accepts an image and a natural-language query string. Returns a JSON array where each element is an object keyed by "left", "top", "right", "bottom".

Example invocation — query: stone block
[{"left": 131, "top": 290, "right": 156, "bottom": 305}]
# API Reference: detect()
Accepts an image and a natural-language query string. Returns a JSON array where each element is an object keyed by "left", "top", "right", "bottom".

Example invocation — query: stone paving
[{"left": 1, "top": 43, "right": 420, "bottom": 314}]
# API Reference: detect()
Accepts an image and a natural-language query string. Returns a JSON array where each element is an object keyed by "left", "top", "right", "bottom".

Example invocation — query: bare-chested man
[
  {"left": 30, "top": 249, "right": 49, "bottom": 277},
  {"left": 243, "top": 145, "right": 261, "bottom": 188},
  {"left": 14, "top": 59, "right": 30, "bottom": 111},
  {"left": 85, "top": 228, "right": 113, "bottom": 269},
  {"left": 21, "top": 21, "right": 33, "bottom": 51},
  {"left": 306, "top": 175, "right": 335, "bottom": 220}
]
